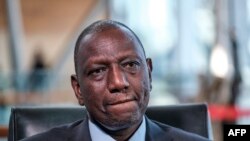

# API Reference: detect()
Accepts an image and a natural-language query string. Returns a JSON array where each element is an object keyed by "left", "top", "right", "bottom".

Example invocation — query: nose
[{"left": 108, "top": 65, "right": 129, "bottom": 93}]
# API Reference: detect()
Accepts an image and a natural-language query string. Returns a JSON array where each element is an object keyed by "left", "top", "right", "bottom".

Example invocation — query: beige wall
[
  {"left": 0, "top": 0, "right": 107, "bottom": 73},
  {"left": 0, "top": 0, "right": 108, "bottom": 104},
  {"left": 0, "top": 0, "right": 10, "bottom": 72}
]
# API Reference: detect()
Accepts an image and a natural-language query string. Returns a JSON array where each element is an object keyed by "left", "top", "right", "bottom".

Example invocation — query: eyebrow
[{"left": 83, "top": 53, "right": 143, "bottom": 67}]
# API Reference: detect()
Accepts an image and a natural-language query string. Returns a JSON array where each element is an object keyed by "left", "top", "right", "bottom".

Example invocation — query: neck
[
  {"left": 92, "top": 118, "right": 143, "bottom": 141},
  {"left": 107, "top": 122, "right": 141, "bottom": 141}
]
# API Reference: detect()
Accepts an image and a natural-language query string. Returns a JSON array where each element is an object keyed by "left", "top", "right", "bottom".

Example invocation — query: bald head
[{"left": 74, "top": 20, "right": 145, "bottom": 74}]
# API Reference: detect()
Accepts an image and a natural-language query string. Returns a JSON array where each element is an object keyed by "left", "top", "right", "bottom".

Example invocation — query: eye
[
  {"left": 88, "top": 67, "right": 107, "bottom": 77},
  {"left": 122, "top": 61, "right": 140, "bottom": 73}
]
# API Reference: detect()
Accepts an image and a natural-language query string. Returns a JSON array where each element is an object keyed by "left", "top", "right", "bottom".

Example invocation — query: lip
[{"left": 108, "top": 98, "right": 136, "bottom": 105}]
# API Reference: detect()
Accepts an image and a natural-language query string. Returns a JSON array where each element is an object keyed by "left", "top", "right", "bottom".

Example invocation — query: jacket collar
[
  {"left": 67, "top": 116, "right": 172, "bottom": 141},
  {"left": 68, "top": 117, "right": 92, "bottom": 141},
  {"left": 145, "top": 116, "right": 172, "bottom": 141}
]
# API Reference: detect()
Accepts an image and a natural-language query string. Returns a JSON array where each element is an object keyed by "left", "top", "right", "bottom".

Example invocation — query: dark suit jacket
[{"left": 20, "top": 117, "right": 211, "bottom": 141}]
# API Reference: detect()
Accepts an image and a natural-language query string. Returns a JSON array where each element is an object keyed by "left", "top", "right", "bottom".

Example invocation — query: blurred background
[{"left": 1, "top": 0, "right": 250, "bottom": 140}]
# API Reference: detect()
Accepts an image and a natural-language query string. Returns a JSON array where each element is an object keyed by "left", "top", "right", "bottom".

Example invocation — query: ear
[
  {"left": 71, "top": 74, "right": 84, "bottom": 105},
  {"left": 146, "top": 58, "right": 153, "bottom": 90}
]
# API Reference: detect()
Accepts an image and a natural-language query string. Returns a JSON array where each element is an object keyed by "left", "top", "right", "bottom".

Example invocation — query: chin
[{"left": 102, "top": 111, "right": 143, "bottom": 131}]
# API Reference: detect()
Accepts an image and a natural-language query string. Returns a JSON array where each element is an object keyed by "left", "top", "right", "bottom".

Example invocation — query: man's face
[{"left": 71, "top": 27, "right": 152, "bottom": 130}]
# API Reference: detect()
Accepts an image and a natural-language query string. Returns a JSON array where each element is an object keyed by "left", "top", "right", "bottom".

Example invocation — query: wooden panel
[
  {"left": 0, "top": 0, "right": 7, "bottom": 29},
  {"left": 21, "top": 0, "right": 97, "bottom": 35}
]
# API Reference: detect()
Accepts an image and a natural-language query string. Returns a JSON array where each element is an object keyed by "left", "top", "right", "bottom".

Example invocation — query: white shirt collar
[{"left": 88, "top": 116, "right": 146, "bottom": 141}]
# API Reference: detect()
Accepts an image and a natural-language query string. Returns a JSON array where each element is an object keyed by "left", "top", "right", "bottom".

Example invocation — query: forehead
[{"left": 77, "top": 28, "right": 144, "bottom": 63}]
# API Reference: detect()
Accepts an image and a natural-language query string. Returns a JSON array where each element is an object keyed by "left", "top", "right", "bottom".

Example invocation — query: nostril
[
  {"left": 110, "top": 89, "right": 120, "bottom": 93},
  {"left": 110, "top": 86, "right": 128, "bottom": 94}
]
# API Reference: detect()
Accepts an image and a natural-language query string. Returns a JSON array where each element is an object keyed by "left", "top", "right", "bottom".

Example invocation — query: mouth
[
  {"left": 108, "top": 98, "right": 135, "bottom": 105},
  {"left": 105, "top": 96, "right": 139, "bottom": 116}
]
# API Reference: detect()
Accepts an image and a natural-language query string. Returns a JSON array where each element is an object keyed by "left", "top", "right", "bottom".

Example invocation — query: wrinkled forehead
[{"left": 77, "top": 27, "right": 144, "bottom": 58}]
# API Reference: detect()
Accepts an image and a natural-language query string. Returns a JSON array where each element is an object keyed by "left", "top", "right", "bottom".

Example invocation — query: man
[{"left": 21, "top": 20, "right": 210, "bottom": 141}]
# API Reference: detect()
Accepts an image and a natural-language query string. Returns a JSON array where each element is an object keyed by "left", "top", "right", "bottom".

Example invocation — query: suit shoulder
[
  {"left": 20, "top": 120, "right": 84, "bottom": 141},
  {"left": 150, "top": 120, "right": 211, "bottom": 141}
]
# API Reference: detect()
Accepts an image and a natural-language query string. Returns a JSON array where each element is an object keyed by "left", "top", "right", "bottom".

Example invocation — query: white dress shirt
[{"left": 89, "top": 116, "right": 146, "bottom": 141}]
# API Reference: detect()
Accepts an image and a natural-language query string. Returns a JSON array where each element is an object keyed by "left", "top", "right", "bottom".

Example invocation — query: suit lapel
[
  {"left": 145, "top": 117, "right": 172, "bottom": 141},
  {"left": 66, "top": 116, "right": 173, "bottom": 141},
  {"left": 67, "top": 117, "right": 92, "bottom": 141}
]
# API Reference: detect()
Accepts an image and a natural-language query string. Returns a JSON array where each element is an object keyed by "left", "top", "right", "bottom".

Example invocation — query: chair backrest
[{"left": 8, "top": 103, "right": 213, "bottom": 141}]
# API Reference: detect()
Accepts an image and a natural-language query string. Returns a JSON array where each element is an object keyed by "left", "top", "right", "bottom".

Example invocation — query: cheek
[
  {"left": 141, "top": 80, "right": 150, "bottom": 103},
  {"left": 131, "top": 75, "right": 150, "bottom": 113},
  {"left": 130, "top": 73, "right": 151, "bottom": 98},
  {"left": 141, "top": 73, "right": 151, "bottom": 102},
  {"left": 81, "top": 80, "right": 107, "bottom": 106},
  {"left": 141, "top": 70, "right": 151, "bottom": 89}
]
